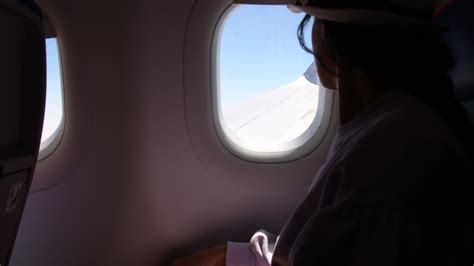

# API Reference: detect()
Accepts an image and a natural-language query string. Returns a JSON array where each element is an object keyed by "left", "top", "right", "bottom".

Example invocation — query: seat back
[{"left": 0, "top": 1, "right": 45, "bottom": 265}]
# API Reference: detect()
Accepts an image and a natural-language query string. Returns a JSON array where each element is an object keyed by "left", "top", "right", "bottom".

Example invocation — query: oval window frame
[
  {"left": 211, "top": 4, "right": 335, "bottom": 163},
  {"left": 38, "top": 36, "right": 65, "bottom": 161}
]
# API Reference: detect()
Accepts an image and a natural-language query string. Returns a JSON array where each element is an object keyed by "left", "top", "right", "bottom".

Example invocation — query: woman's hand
[{"left": 172, "top": 244, "right": 226, "bottom": 266}]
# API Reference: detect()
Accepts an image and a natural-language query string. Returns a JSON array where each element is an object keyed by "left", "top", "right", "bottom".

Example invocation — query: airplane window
[
  {"left": 39, "top": 38, "right": 63, "bottom": 156},
  {"left": 216, "top": 5, "right": 325, "bottom": 158}
]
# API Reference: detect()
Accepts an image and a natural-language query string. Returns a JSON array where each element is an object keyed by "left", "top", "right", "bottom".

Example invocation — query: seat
[{"left": 0, "top": 1, "right": 45, "bottom": 265}]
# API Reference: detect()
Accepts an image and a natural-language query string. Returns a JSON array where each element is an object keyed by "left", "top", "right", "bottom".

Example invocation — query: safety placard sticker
[{"left": 4, "top": 182, "right": 23, "bottom": 214}]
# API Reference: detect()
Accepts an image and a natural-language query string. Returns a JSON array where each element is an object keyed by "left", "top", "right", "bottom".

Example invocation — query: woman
[{"left": 174, "top": 0, "right": 474, "bottom": 265}]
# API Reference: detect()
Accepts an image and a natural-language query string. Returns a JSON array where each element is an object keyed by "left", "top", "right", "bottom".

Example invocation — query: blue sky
[
  {"left": 42, "top": 38, "right": 63, "bottom": 141},
  {"left": 219, "top": 4, "right": 314, "bottom": 106},
  {"left": 46, "top": 38, "right": 62, "bottom": 108}
]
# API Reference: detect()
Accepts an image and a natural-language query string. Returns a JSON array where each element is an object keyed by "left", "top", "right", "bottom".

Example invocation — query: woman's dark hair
[{"left": 298, "top": 14, "right": 474, "bottom": 159}]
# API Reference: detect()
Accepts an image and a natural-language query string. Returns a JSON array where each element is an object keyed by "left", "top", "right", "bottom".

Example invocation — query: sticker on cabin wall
[{"left": 4, "top": 182, "right": 23, "bottom": 214}]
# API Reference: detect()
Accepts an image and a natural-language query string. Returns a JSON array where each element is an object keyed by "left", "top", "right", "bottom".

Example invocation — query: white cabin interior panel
[{"left": 10, "top": 0, "right": 339, "bottom": 265}]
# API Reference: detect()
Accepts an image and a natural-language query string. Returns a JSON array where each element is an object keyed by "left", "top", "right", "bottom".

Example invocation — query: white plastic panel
[{"left": 11, "top": 0, "right": 340, "bottom": 265}]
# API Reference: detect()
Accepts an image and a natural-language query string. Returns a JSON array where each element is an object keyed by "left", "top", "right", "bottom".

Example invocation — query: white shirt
[{"left": 226, "top": 91, "right": 474, "bottom": 266}]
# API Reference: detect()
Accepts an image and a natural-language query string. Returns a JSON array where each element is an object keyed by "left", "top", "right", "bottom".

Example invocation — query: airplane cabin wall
[{"left": 10, "top": 0, "right": 339, "bottom": 265}]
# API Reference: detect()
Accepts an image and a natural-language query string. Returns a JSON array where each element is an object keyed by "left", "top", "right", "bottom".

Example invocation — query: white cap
[{"left": 233, "top": 0, "right": 454, "bottom": 32}]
